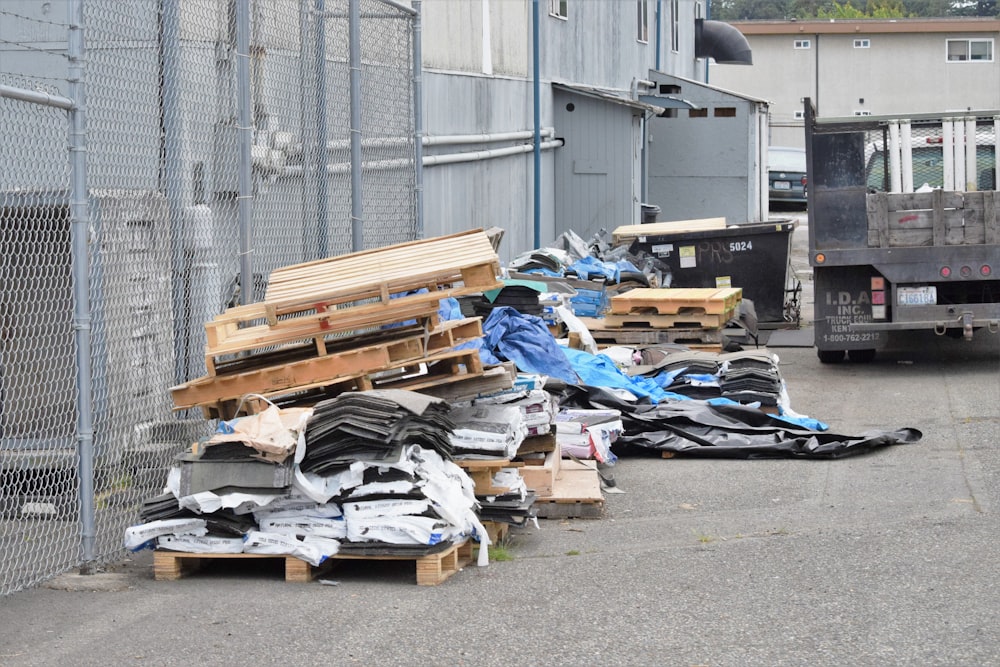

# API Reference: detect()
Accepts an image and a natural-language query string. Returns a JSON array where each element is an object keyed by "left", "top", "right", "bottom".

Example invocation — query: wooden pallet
[
  {"left": 456, "top": 459, "right": 523, "bottom": 496},
  {"left": 205, "top": 299, "right": 441, "bottom": 375},
  {"left": 332, "top": 539, "right": 473, "bottom": 586},
  {"left": 609, "top": 287, "right": 742, "bottom": 316},
  {"left": 203, "top": 230, "right": 502, "bottom": 374},
  {"left": 578, "top": 320, "right": 725, "bottom": 347},
  {"left": 601, "top": 311, "right": 733, "bottom": 330},
  {"left": 533, "top": 459, "right": 604, "bottom": 519},
  {"left": 153, "top": 539, "right": 473, "bottom": 586},
  {"left": 201, "top": 347, "right": 485, "bottom": 419},
  {"left": 481, "top": 520, "right": 510, "bottom": 544},
  {"left": 264, "top": 229, "right": 502, "bottom": 307},
  {"left": 173, "top": 318, "right": 484, "bottom": 411}
]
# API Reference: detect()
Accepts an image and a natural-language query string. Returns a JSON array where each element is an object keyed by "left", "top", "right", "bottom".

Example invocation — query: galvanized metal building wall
[{"left": 419, "top": 0, "right": 710, "bottom": 260}]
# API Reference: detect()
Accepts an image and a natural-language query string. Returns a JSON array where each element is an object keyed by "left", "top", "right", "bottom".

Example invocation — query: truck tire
[
  {"left": 817, "top": 349, "right": 845, "bottom": 364},
  {"left": 848, "top": 348, "right": 877, "bottom": 363}
]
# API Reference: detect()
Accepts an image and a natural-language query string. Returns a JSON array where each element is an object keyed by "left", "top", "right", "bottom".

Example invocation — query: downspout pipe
[
  {"left": 655, "top": 0, "right": 661, "bottom": 71},
  {"left": 532, "top": 0, "right": 540, "bottom": 249},
  {"left": 160, "top": 1, "right": 189, "bottom": 385},
  {"left": 349, "top": 0, "right": 364, "bottom": 251},
  {"left": 413, "top": 0, "right": 424, "bottom": 237},
  {"left": 236, "top": 0, "right": 254, "bottom": 303},
  {"left": 67, "top": 0, "right": 97, "bottom": 572}
]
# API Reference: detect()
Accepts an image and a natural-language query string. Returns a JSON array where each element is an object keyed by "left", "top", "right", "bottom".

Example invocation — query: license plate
[
  {"left": 898, "top": 286, "right": 937, "bottom": 306},
  {"left": 773, "top": 181, "right": 791, "bottom": 190}
]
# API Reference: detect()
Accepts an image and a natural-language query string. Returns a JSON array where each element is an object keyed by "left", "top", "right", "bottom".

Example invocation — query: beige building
[{"left": 708, "top": 18, "right": 1000, "bottom": 148}]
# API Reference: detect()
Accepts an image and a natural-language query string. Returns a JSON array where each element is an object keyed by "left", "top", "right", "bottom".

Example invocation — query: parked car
[{"left": 767, "top": 146, "right": 807, "bottom": 207}]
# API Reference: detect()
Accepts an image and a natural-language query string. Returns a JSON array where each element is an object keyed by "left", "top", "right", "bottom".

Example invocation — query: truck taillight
[
  {"left": 983, "top": 265, "right": 992, "bottom": 277},
  {"left": 961, "top": 265, "right": 973, "bottom": 278},
  {"left": 940, "top": 266, "right": 951, "bottom": 278},
  {"left": 801, "top": 176, "right": 808, "bottom": 186}
]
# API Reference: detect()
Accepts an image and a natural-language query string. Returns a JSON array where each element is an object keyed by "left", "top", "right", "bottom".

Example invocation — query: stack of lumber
[
  {"left": 577, "top": 287, "right": 742, "bottom": 351},
  {"left": 171, "top": 230, "right": 510, "bottom": 419},
  {"left": 610, "top": 217, "right": 727, "bottom": 246}
]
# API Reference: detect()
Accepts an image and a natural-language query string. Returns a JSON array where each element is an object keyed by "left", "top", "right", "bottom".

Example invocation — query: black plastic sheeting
[{"left": 555, "top": 385, "right": 922, "bottom": 460}]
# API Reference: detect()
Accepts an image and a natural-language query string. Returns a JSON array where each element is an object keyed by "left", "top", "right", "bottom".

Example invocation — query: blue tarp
[
  {"left": 561, "top": 347, "right": 690, "bottom": 403},
  {"left": 480, "top": 307, "right": 579, "bottom": 384}
]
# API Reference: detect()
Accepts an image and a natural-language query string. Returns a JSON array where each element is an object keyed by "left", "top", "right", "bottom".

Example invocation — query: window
[
  {"left": 854, "top": 39, "right": 870, "bottom": 48},
  {"left": 947, "top": 38, "right": 993, "bottom": 62},
  {"left": 549, "top": 0, "right": 567, "bottom": 19},
  {"left": 793, "top": 110, "right": 805, "bottom": 120},
  {"left": 637, "top": 0, "right": 648, "bottom": 43},
  {"left": 670, "top": 0, "right": 679, "bottom": 53},
  {"left": 715, "top": 107, "right": 736, "bottom": 118},
  {"left": 794, "top": 39, "right": 811, "bottom": 49}
]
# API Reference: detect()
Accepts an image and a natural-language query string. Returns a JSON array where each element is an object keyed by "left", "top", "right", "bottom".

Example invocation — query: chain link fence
[{"left": 0, "top": 0, "right": 417, "bottom": 596}]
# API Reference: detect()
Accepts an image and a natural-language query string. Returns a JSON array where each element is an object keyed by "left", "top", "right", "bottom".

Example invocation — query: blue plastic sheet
[
  {"left": 438, "top": 297, "right": 464, "bottom": 321},
  {"left": 562, "top": 347, "right": 690, "bottom": 403},
  {"left": 480, "top": 307, "right": 579, "bottom": 384}
]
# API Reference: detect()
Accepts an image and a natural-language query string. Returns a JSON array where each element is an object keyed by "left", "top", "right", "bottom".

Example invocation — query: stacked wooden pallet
[
  {"left": 170, "top": 229, "right": 506, "bottom": 419},
  {"left": 578, "top": 287, "right": 742, "bottom": 351},
  {"left": 153, "top": 538, "right": 475, "bottom": 586}
]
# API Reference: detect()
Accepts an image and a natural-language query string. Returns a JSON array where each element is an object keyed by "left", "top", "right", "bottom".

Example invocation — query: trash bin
[
  {"left": 626, "top": 219, "right": 797, "bottom": 325},
  {"left": 640, "top": 203, "right": 661, "bottom": 224}
]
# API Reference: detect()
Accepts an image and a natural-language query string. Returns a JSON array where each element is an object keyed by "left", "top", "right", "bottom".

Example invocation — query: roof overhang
[{"left": 552, "top": 82, "right": 671, "bottom": 115}]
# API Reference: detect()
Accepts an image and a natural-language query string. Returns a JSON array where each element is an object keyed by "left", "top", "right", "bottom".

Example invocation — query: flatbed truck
[{"left": 804, "top": 99, "right": 999, "bottom": 362}]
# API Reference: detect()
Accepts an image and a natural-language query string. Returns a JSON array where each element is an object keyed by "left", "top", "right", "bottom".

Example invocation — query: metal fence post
[
  {"left": 349, "top": 0, "right": 364, "bottom": 252},
  {"left": 412, "top": 0, "right": 424, "bottom": 238},
  {"left": 67, "top": 0, "right": 97, "bottom": 572},
  {"left": 236, "top": 0, "right": 254, "bottom": 304},
  {"left": 314, "top": 0, "right": 330, "bottom": 258}
]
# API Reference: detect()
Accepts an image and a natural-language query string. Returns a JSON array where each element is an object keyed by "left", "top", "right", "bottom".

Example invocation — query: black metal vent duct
[{"left": 695, "top": 19, "right": 753, "bottom": 65}]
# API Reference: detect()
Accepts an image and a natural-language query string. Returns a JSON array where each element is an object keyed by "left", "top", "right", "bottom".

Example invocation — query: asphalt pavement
[{"left": 1, "top": 214, "right": 998, "bottom": 667}]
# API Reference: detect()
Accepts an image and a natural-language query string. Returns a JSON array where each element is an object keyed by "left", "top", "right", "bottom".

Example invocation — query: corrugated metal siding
[{"left": 647, "top": 106, "right": 754, "bottom": 224}]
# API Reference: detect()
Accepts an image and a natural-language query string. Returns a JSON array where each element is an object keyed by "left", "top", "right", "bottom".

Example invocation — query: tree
[
  {"left": 816, "top": 0, "right": 910, "bottom": 17},
  {"left": 709, "top": 0, "right": 996, "bottom": 17}
]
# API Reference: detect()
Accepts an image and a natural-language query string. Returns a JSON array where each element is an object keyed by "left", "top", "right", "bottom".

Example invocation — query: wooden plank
[
  {"left": 867, "top": 192, "right": 890, "bottom": 248},
  {"left": 413, "top": 362, "right": 517, "bottom": 402},
  {"left": 601, "top": 310, "right": 732, "bottom": 330},
  {"left": 985, "top": 190, "right": 998, "bottom": 245},
  {"left": 883, "top": 191, "right": 965, "bottom": 211},
  {"left": 611, "top": 217, "right": 727, "bottom": 245},
  {"left": 932, "top": 188, "right": 947, "bottom": 246},
  {"left": 195, "top": 348, "right": 486, "bottom": 418},
  {"left": 533, "top": 460, "right": 604, "bottom": 519},
  {"left": 454, "top": 460, "right": 524, "bottom": 496},
  {"left": 577, "top": 321, "right": 725, "bottom": 347},
  {"left": 173, "top": 342, "right": 398, "bottom": 410}
]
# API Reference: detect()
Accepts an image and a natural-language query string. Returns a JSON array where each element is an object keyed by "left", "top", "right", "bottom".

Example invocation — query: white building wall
[{"left": 710, "top": 25, "right": 1000, "bottom": 149}]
